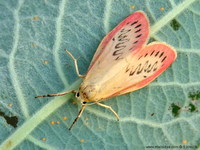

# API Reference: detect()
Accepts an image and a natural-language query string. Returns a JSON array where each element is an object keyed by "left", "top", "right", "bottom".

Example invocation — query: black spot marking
[
  {"left": 118, "top": 34, "right": 127, "bottom": 39},
  {"left": 153, "top": 68, "right": 157, "bottom": 72},
  {"left": 152, "top": 61, "right": 158, "bottom": 71},
  {"left": 146, "top": 61, "right": 158, "bottom": 73},
  {"left": 129, "top": 68, "right": 135, "bottom": 76},
  {"left": 131, "top": 21, "right": 138, "bottom": 26},
  {"left": 115, "top": 42, "right": 126, "bottom": 49},
  {"left": 155, "top": 51, "right": 160, "bottom": 57},
  {"left": 161, "top": 56, "right": 167, "bottom": 62},
  {"left": 145, "top": 64, "right": 151, "bottom": 73},
  {"left": 138, "top": 56, "right": 142, "bottom": 60},
  {"left": 170, "top": 19, "right": 181, "bottom": 31},
  {"left": 133, "top": 41, "right": 138, "bottom": 44},
  {"left": 120, "top": 28, "right": 131, "bottom": 33},
  {"left": 135, "top": 24, "right": 141, "bottom": 28},
  {"left": 159, "top": 52, "right": 164, "bottom": 58},
  {"left": 129, "top": 64, "right": 142, "bottom": 76},
  {"left": 136, "top": 64, "right": 143, "bottom": 74},
  {"left": 144, "top": 53, "right": 148, "bottom": 57},
  {"left": 127, "top": 60, "right": 158, "bottom": 76},
  {"left": 125, "top": 70, "right": 129, "bottom": 73},
  {"left": 150, "top": 50, "right": 155, "bottom": 56},
  {"left": 136, "top": 34, "right": 142, "bottom": 38},
  {"left": 113, "top": 50, "right": 123, "bottom": 56},
  {"left": 113, "top": 28, "right": 132, "bottom": 60},
  {"left": 118, "top": 34, "right": 129, "bottom": 42},
  {"left": 112, "top": 37, "right": 115, "bottom": 41},
  {"left": 143, "top": 61, "right": 149, "bottom": 72},
  {"left": 129, "top": 47, "right": 134, "bottom": 51},
  {"left": 129, "top": 71, "right": 134, "bottom": 76},
  {"left": 115, "top": 56, "right": 123, "bottom": 60},
  {"left": 125, "top": 66, "right": 130, "bottom": 72},
  {"left": 135, "top": 29, "right": 141, "bottom": 33}
]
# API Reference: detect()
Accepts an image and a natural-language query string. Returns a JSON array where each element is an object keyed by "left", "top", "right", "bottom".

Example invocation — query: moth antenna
[
  {"left": 35, "top": 90, "right": 77, "bottom": 98},
  {"left": 69, "top": 104, "right": 86, "bottom": 130}
]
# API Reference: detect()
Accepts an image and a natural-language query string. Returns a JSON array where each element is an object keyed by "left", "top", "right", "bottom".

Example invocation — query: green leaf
[{"left": 0, "top": 0, "right": 200, "bottom": 149}]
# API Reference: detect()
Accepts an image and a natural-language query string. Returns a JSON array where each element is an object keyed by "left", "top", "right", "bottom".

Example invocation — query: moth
[{"left": 35, "top": 11, "right": 177, "bottom": 130}]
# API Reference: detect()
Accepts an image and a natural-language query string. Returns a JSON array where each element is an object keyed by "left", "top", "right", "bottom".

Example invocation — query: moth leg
[
  {"left": 65, "top": 49, "right": 85, "bottom": 78},
  {"left": 69, "top": 104, "right": 86, "bottom": 130},
  {"left": 96, "top": 102, "right": 120, "bottom": 121},
  {"left": 35, "top": 90, "right": 77, "bottom": 98}
]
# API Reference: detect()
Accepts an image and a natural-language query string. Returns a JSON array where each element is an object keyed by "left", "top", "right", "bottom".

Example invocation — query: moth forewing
[{"left": 88, "top": 11, "right": 150, "bottom": 72}]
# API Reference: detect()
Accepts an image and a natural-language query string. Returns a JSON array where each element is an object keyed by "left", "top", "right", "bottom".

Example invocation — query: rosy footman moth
[{"left": 35, "top": 11, "right": 177, "bottom": 130}]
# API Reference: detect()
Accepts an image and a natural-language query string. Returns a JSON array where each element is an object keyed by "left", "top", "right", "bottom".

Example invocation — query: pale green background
[{"left": 0, "top": 0, "right": 200, "bottom": 150}]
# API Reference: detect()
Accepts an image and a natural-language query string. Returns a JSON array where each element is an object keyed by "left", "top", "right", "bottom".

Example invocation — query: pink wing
[
  {"left": 87, "top": 11, "right": 150, "bottom": 73},
  {"left": 82, "top": 11, "right": 176, "bottom": 101},
  {"left": 83, "top": 42, "right": 176, "bottom": 101},
  {"left": 108, "top": 42, "right": 177, "bottom": 98}
]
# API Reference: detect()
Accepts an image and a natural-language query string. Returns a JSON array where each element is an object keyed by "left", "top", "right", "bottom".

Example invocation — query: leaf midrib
[
  {"left": 151, "top": 0, "right": 196, "bottom": 35},
  {"left": 0, "top": 80, "right": 81, "bottom": 150}
]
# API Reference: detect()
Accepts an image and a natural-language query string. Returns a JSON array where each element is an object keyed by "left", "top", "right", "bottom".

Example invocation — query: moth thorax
[{"left": 79, "top": 84, "right": 98, "bottom": 102}]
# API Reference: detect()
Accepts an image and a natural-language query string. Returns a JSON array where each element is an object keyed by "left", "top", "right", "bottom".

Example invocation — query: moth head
[{"left": 76, "top": 83, "right": 99, "bottom": 103}]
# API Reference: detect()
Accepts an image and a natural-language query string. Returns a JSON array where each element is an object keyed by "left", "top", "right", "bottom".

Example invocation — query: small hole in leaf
[
  {"left": 0, "top": 110, "right": 18, "bottom": 128},
  {"left": 150, "top": 113, "right": 155, "bottom": 116},
  {"left": 170, "top": 19, "right": 181, "bottom": 31},
  {"left": 188, "top": 103, "right": 197, "bottom": 112},
  {"left": 170, "top": 103, "right": 181, "bottom": 117},
  {"left": 148, "top": 37, "right": 157, "bottom": 43},
  {"left": 188, "top": 90, "right": 200, "bottom": 100}
]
